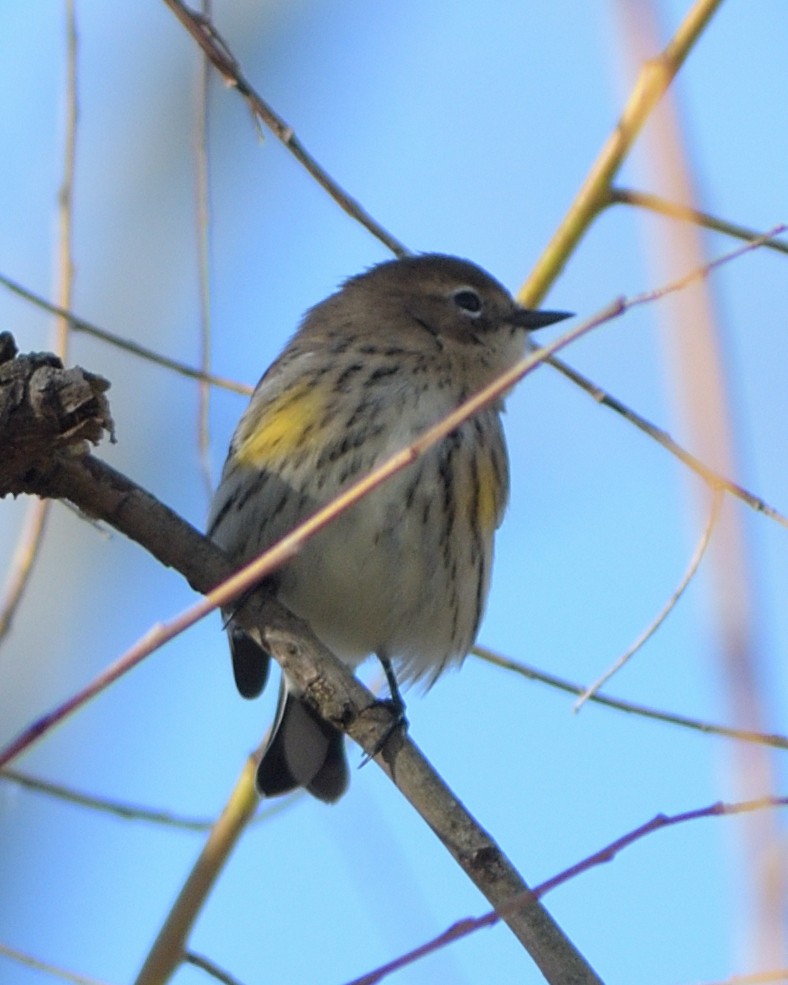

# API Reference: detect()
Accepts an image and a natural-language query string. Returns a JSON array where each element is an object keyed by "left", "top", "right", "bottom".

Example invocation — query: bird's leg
[
  {"left": 358, "top": 652, "right": 409, "bottom": 767},
  {"left": 378, "top": 653, "right": 406, "bottom": 718}
]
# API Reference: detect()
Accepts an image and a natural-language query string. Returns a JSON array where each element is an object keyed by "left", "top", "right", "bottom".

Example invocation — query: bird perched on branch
[{"left": 208, "top": 254, "right": 570, "bottom": 802}]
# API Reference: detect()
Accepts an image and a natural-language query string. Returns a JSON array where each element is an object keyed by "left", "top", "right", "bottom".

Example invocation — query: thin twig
[
  {"left": 610, "top": 187, "right": 788, "bottom": 254},
  {"left": 0, "top": 767, "right": 215, "bottom": 830},
  {"left": 574, "top": 487, "right": 723, "bottom": 708},
  {"left": 346, "top": 796, "right": 788, "bottom": 985},
  {"left": 0, "top": 942, "right": 114, "bottom": 985},
  {"left": 0, "top": 271, "right": 251, "bottom": 395},
  {"left": 195, "top": 0, "right": 214, "bottom": 501},
  {"left": 0, "top": 501, "right": 49, "bottom": 644},
  {"left": 519, "top": 0, "right": 725, "bottom": 306},
  {"left": 542, "top": 351, "right": 788, "bottom": 530},
  {"left": 135, "top": 755, "right": 261, "bottom": 985},
  {"left": 184, "top": 951, "right": 246, "bottom": 985},
  {"left": 627, "top": 225, "right": 786, "bottom": 301},
  {"left": 472, "top": 645, "right": 788, "bottom": 750},
  {"left": 0, "top": 1, "right": 79, "bottom": 645},
  {"left": 161, "top": 0, "right": 408, "bottom": 257},
  {"left": 0, "top": 765, "right": 294, "bottom": 828},
  {"left": 543, "top": 223, "right": 786, "bottom": 525},
  {"left": 56, "top": 0, "right": 77, "bottom": 359}
]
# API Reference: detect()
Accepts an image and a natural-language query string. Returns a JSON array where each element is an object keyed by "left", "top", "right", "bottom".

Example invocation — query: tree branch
[
  {"left": 161, "top": 0, "right": 408, "bottom": 257},
  {"left": 519, "top": 0, "right": 725, "bottom": 305},
  {"left": 609, "top": 187, "right": 788, "bottom": 253}
]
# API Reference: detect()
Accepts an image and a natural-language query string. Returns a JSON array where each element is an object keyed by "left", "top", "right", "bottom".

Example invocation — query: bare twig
[
  {"left": 50, "top": 0, "right": 77, "bottom": 355},
  {"left": 542, "top": 352, "right": 788, "bottom": 529},
  {"left": 346, "top": 797, "right": 788, "bottom": 985},
  {"left": 194, "top": 0, "right": 214, "bottom": 500},
  {"left": 161, "top": 0, "right": 408, "bottom": 257},
  {"left": 574, "top": 487, "right": 723, "bottom": 708},
  {"left": 473, "top": 645, "right": 788, "bottom": 750},
  {"left": 627, "top": 226, "right": 785, "bottom": 300},
  {"left": 0, "top": 501, "right": 49, "bottom": 644},
  {"left": 56, "top": 0, "right": 78, "bottom": 358},
  {"left": 543, "top": 225, "right": 788, "bottom": 527},
  {"left": 519, "top": 0, "right": 725, "bottom": 306},
  {"left": 0, "top": 2, "right": 80, "bottom": 646},
  {"left": 135, "top": 755, "right": 261, "bottom": 985},
  {"left": 185, "top": 952, "right": 246, "bottom": 985},
  {"left": 0, "top": 767, "right": 215, "bottom": 830},
  {"left": 0, "top": 765, "right": 293, "bottom": 828},
  {"left": 610, "top": 187, "right": 788, "bottom": 254},
  {"left": 0, "top": 271, "right": 250, "bottom": 395},
  {"left": 0, "top": 942, "right": 113, "bottom": 985}
]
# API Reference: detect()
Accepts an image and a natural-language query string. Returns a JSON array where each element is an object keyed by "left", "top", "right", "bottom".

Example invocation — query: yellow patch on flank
[
  {"left": 236, "top": 381, "right": 326, "bottom": 467},
  {"left": 476, "top": 452, "right": 502, "bottom": 536}
]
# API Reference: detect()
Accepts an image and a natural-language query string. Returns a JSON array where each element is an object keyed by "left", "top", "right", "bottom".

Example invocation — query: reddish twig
[{"left": 346, "top": 797, "right": 788, "bottom": 985}]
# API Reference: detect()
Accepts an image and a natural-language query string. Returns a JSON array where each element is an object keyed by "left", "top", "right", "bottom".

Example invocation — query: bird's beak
[{"left": 510, "top": 308, "right": 573, "bottom": 331}]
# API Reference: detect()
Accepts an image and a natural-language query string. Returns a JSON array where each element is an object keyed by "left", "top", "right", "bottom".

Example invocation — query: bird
[{"left": 207, "top": 253, "right": 570, "bottom": 802}]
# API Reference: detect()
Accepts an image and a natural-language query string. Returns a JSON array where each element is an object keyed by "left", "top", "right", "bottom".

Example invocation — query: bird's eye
[{"left": 452, "top": 288, "right": 483, "bottom": 316}]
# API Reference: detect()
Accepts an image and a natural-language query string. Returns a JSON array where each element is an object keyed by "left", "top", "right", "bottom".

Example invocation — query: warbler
[{"left": 208, "top": 254, "right": 569, "bottom": 802}]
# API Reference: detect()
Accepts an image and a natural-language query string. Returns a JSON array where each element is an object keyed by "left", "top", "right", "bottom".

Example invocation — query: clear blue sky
[{"left": 1, "top": 2, "right": 787, "bottom": 984}]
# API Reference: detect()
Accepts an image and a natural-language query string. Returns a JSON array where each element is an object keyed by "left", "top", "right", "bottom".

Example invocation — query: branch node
[{"left": 0, "top": 334, "right": 115, "bottom": 498}]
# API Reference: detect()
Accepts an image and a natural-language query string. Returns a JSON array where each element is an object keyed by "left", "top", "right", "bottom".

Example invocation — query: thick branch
[{"left": 0, "top": 333, "right": 114, "bottom": 495}]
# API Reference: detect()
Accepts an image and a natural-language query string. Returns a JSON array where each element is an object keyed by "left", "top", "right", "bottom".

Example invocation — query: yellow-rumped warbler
[{"left": 208, "top": 254, "right": 569, "bottom": 802}]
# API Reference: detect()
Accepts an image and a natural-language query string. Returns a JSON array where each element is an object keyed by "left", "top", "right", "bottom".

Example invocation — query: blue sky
[{"left": 1, "top": 2, "right": 787, "bottom": 984}]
